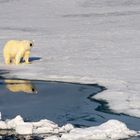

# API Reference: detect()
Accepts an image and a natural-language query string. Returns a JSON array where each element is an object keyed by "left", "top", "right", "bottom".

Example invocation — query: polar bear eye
[{"left": 30, "top": 43, "right": 33, "bottom": 47}]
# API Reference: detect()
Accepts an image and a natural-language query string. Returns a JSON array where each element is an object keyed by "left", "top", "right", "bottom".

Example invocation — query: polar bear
[{"left": 3, "top": 40, "right": 33, "bottom": 65}]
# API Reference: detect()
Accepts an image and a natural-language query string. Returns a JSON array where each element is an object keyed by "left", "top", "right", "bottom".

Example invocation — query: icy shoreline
[
  {"left": 0, "top": 115, "right": 138, "bottom": 140},
  {"left": 3, "top": 73, "right": 139, "bottom": 118}
]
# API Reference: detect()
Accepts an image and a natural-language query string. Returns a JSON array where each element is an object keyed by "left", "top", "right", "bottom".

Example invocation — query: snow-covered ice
[
  {"left": 0, "top": 0, "right": 140, "bottom": 139},
  {"left": 0, "top": 115, "right": 138, "bottom": 140},
  {"left": 61, "top": 120, "right": 138, "bottom": 140}
]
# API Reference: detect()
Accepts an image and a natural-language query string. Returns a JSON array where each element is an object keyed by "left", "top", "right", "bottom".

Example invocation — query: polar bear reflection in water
[{"left": 5, "top": 80, "right": 37, "bottom": 94}]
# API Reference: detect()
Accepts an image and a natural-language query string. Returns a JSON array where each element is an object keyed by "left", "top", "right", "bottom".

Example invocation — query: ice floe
[{"left": 0, "top": 115, "right": 139, "bottom": 140}]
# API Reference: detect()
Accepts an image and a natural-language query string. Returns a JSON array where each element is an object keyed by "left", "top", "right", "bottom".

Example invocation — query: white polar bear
[{"left": 3, "top": 40, "right": 33, "bottom": 65}]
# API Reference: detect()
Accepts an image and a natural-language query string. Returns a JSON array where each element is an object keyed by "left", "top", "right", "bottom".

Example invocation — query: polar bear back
[{"left": 3, "top": 40, "right": 30, "bottom": 57}]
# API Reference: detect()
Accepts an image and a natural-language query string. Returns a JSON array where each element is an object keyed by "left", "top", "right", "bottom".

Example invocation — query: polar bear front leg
[
  {"left": 15, "top": 53, "right": 22, "bottom": 65},
  {"left": 11, "top": 57, "right": 16, "bottom": 64},
  {"left": 23, "top": 51, "right": 30, "bottom": 64}
]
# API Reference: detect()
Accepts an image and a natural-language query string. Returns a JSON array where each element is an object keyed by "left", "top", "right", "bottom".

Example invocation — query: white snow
[
  {"left": 32, "top": 119, "right": 59, "bottom": 134},
  {"left": 0, "top": 0, "right": 140, "bottom": 139},
  {"left": 0, "top": 115, "right": 138, "bottom": 140},
  {"left": 0, "top": 0, "right": 140, "bottom": 118},
  {"left": 16, "top": 123, "right": 33, "bottom": 135},
  {"left": 6, "top": 115, "right": 24, "bottom": 129},
  {"left": 0, "top": 121, "right": 7, "bottom": 130},
  {"left": 61, "top": 120, "right": 137, "bottom": 140}
]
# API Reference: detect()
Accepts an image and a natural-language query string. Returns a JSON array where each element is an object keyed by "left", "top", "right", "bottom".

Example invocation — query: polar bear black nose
[
  {"left": 32, "top": 88, "right": 35, "bottom": 92},
  {"left": 30, "top": 43, "right": 33, "bottom": 47}
]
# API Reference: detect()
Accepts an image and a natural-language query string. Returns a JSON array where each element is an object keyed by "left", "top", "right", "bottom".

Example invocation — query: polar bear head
[{"left": 22, "top": 40, "right": 34, "bottom": 49}]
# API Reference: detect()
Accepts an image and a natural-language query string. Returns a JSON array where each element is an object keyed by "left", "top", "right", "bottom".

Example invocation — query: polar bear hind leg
[{"left": 4, "top": 53, "right": 11, "bottom": 64}]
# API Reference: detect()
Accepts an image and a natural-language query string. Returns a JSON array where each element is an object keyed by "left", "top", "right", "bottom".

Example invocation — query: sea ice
[{"left": 0, "top": 115, "right": 138, "bottom": 140}]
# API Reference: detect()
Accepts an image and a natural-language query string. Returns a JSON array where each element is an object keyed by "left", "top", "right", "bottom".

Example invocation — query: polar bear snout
[{"left": 30, "top": 43, "right": 33, "bottom": 47}]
